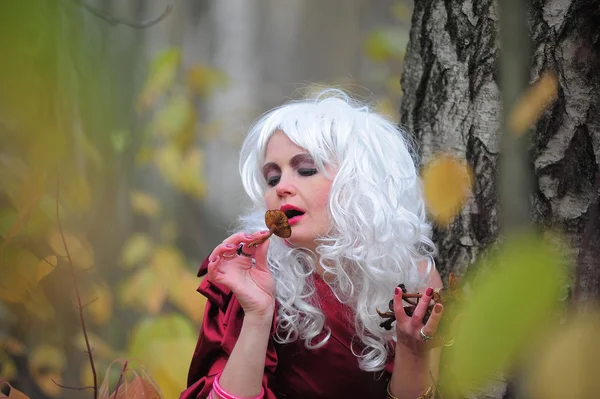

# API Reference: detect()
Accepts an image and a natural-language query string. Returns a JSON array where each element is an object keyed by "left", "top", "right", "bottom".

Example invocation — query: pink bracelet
[{"left": 212, "top": 373, "right": 265, "bottom": 399}]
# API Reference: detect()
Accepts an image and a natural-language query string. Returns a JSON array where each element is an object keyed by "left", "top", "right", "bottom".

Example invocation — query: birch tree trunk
[{"left": 400, "top": 0, "right": 600, "bottom": 397}]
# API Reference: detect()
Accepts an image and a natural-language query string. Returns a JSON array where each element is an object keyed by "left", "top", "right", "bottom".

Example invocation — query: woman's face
[{"left": 263, "top": 131, "right": 334, "bottom": 252}]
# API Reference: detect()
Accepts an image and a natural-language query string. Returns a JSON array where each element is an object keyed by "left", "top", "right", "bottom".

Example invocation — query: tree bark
[{"left": 400, "top": 0, "right": 600, "bottom": 397}]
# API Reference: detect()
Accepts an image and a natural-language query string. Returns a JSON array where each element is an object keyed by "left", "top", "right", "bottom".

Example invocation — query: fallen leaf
[
  {"left": 422, "top": 154, "right": 473, "bottom": 226},
  {"left": 508, "top": 71, "right": 559, "bottom": 137}
]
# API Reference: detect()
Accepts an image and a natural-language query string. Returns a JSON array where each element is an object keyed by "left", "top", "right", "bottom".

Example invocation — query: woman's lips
[{"left": 287, "top": 214, "right": 304, "bottom": 225}]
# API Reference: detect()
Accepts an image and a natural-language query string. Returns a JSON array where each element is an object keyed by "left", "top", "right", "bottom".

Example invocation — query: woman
[{"left": 181, "top": 89, "right": 445, "bottom": 399}]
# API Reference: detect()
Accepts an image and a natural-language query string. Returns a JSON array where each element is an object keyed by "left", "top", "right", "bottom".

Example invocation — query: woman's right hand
[{"left": 206, "top": 230, "right": 275, "bottom": 319}]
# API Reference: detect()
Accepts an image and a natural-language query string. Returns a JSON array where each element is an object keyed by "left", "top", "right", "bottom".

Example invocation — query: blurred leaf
[
  {"left": 0, "top": 354, "right": 17, "bottom": 381},
  {"left": 111, "top": 129, "right": 130, "bottom": 154},
  {"left": 155, "top": 96, "right": 196, "bottom": 139},
  {"left": 151, "top": 247, "right": 185, "bottom": 284},
  {"left": 525, "top": 309, "right": 600, "bottom": 399},
  {"left": 128, "top": 314, "right": 196, "bottom": 358},
  {"left": 422, "top": 154, "right": 473, "bottom": 226},
  {"left": 88, "top": 283, "right": 113, "bottom": 325},
  {"left": 441, "top": 234, "right": 569, "bottom": 396},
  {"left": 186, "top": 64, "right": 228, "bottom": 97},
  {"left": 36, "top": 255, "right": 57, "bottom": 283},
  {"left": 29, "top": 345, "right": 66, "bottom": 371},
  {"left": 391, "top": 3, "right": 413, "bottom": 22},
  {"left": 47, "top": 229, "right": 94, "bottom": 269},
  {"left": 167, "top": 269, "right": 206, "bottom": 324},
  {"left": 1, "top": 337, "right": 26, "bottom": 356},
  {"left": 130, "top": 191, "right": 161, "bottom": 219},
  {"left": 509, "top": 71, "right": 558, "bottom": 137},
  {"left": 0, "top": 173, "right": 45, "bottom": 253},
  {"left": 36, "top": 372, "right": 62, "bottom": 398},
  {"left": 0, "top": 209, "right": 18, "bottom": 238},
  {"left": 138, "top": 48, "right": 181, "bottom": 110},
  {"left": 121, "top": 233, "right": 154, "bottom": 268},
  {"left": 128, "top": 315, "right": 196, "bottom": 399},
  {"left": 155, "top": 147, "right": 206, "bottom": 198},
  {"left": 364, "top": 28, "right": 408, "bottom": 63},
  {"left": 74, "top": 332, "right": 119, "bottom": 361},
  {"left": 0, "top": 248, "right": 40, "bottom": 303},
  {"left": 119, "top": 268, "right": 166, "bottom": 314}
]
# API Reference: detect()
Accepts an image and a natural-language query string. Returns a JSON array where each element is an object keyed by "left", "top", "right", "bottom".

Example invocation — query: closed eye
[
  {"left": 267, "top": 175, "right": 280, "bottom": 187},
  {"left": 298, "top": 168, "right": 317, "bottom": 177}
]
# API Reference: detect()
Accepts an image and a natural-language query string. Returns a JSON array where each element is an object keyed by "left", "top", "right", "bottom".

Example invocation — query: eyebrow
[{"left": 262, "top": 153, "right": 314, "bottom": 177}]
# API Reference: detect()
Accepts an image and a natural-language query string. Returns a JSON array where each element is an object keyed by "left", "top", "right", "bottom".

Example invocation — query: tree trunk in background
[{"left": 400, "top": 0, "right": 599, "bottom": 397}]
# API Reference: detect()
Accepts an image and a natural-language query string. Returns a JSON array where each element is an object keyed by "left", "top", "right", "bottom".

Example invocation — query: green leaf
[
  {"left": 363, "top": 28, "right": 409, "bottom": 63},
  {"left": 138, "top": 48, "right": 182, "bottom": 110},
  {"left": 128, "top": 314, "right": 196, "bottom": 359},
  {"left": 441, "top": 233, "right": 569, "bottom": 396},
  {"left": 155, "top": 96, "right": 195, "bottom": 138}
]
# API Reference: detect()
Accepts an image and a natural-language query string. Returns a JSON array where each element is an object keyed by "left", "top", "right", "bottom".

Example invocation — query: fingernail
[
  {"left": 434, "top": 304, "right": 443, "bottom": 314},
  {"left": 245, "top": 234, "right": 253, "bottom": 239},
  {"left": 395, "top": 287, "right": 401, "bottom": 296},
  {"left": 426, "top": 287, "right": 433, "bottom": 296},
  {"left": 225, "top": 243, "right": 235, "bottom": 248},
  {"left": 260, "top": 230, "right": 269, "bottom": 234}
]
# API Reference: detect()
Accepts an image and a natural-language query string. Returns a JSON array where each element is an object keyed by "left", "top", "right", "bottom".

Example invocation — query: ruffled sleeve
[{"left": 180, "top": 257, "right": 279, "bottom": 399}]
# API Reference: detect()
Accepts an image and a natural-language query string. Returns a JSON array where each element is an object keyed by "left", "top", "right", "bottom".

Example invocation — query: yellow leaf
[
  {"left": 144, "top": 339, "right": 196, "bottom": 398},
  {"left": 168, "top": 269, "right": 206, "bottom": 324},
  {"left": 151, "top": 247, "right": 186, "bottom": 284},
  {"left": 441, "top": 233, "right": 569, "bottom": 396},
  {"left": 0, "top": 248, "right": 39, "bottom": 303},
  {"left": 0, "top": 355, "right": 17, "bottom": 381},
  {"left": 186, "top": 64, "right": 228, "bottom": 97},
  {"left": 391, "top": 3, "right": 412, "bottom": 22},
  {"left": 36, "top": 372, "right": 62, "bottom": 398},
  {"left": 36, "top": 255, "right": 57, "bottom": 283},
  {"left": 524, "top": 309, "right": 600, "bottom": 399},
  {"left": 509, "top": 71, "right": 559, "bottom": 137},
  {"left": 121, "top": 233, "right": 153, "bottom": 268},
  {"left": 87, "top": 283, "right": 113, "bottom": 325},
  {"left": 47, "top": 229, "right": 94, "bottom": 269},
  {"left": 119, "top": 268, "right": 166, "bottom": 314},
  {"left": 129, "top": 191, "right": 160, "bottom": 219},
  {"left": 155, "top": 96, "right": 196, "bottom": 139},
  {"left": 138, "top": 48, "right": 181, "bottom": 110},
  {"left": 127, "top": 315, "right": 197, "bottom": 399},
  {"left": 29, "top": 345, "right": 66, "bottom": 372},
  {"left": 0, "top": 172, "right": 45, "bottom": 253},
  {"left": 422, "top": 154, "right": 473, "bottom": 226}
]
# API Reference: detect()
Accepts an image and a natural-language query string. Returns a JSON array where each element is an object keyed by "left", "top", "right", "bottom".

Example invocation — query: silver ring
[
  {"left": 236, "top": 244, "right": 253, "bottom": 257},
  {"left": 419, "top": 326, "right": 433, "bottom": 342}
]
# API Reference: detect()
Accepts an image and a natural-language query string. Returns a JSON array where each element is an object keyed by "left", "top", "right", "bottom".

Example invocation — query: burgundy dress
[{"left": 180, "top": 258, "right": 394, "bottom": 399}]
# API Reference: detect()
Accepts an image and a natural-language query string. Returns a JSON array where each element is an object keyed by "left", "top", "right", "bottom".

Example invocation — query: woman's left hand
[{"left": 393, "top": 286, "right": 444, "bottom": 356}]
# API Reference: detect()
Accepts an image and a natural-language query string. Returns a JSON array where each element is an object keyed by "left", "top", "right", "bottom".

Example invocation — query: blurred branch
[
  {"left": 73, "top": 0, "right": 173, "bottom": 29},
  {"left": 498, "top": 0, "right": 532, "bottom": 232},
  {"left": 55, "top": 179, "right": 98, "bottom": 399}
]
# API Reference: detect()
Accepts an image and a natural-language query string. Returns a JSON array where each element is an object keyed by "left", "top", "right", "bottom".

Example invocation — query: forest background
[{"left": 1, "top": 0, "right": 598, "bottom": 398}]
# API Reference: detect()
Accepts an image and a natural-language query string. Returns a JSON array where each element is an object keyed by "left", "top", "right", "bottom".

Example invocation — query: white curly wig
[{"left": 235, "top": 88, "right": 436, "bottom": 372}]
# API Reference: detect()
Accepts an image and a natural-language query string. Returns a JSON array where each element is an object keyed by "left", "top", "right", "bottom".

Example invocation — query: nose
[{"left": 275, "top": 173, "right": 296, "bottom": 198}]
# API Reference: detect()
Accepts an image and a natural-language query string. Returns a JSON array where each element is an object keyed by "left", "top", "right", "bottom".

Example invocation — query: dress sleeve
[{"left": 180, "top": 257, "right": 279, "bottom": 399}]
